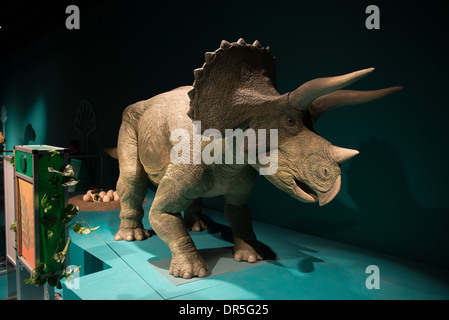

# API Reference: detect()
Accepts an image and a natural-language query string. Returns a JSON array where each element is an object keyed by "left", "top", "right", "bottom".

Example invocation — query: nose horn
[{"left": 329, "top": 145, "right": 359, "bottom": 164}]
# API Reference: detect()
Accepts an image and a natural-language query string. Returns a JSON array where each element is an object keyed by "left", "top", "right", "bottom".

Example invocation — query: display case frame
[{"left": 14, "top": 145, "right": 68, "bottom": 274}]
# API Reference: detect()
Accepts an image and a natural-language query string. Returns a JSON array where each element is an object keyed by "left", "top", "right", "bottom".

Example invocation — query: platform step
[{"left": 63, "top": 266, "right": 162, "bottom": 300}]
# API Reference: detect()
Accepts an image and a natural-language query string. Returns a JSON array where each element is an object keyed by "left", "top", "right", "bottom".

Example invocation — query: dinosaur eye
[{"left": 286, "top": 116, "right": 296, "bottom": 126}]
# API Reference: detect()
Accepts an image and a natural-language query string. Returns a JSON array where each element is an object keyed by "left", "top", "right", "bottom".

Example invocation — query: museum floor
[{"left": 2, "top": 189, "right": 449, "bottom": 300}]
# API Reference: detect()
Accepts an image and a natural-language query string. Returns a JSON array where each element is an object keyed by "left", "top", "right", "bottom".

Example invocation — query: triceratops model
[{"left": 114, "top": 38, "right": 401, "bottom": 279}]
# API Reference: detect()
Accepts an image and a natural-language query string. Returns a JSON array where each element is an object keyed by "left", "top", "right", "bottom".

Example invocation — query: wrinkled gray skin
[{"left": 114, "top": 39, "right": 401, "bottom": 279}]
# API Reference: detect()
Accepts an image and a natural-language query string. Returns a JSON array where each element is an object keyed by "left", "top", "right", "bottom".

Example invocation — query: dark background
[{"left": 1, "top": 0, "right": 448, "bottom": 269}]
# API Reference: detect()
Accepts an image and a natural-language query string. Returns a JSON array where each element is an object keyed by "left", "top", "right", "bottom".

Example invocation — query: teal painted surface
[
  {"left": 61, "top": 190, "right": 449, "bottom": 300},
  {"left": 3, "top": 96, "right": 48, "bottom": 150},
  {"left": 19, "top": 145, "right": 62, "bottom": 151},
  {"left": 0, "top": 273, "right": 6, "bottom": 300}
]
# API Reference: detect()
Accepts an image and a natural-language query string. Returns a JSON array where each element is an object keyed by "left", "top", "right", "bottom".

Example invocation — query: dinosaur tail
[{"left": 104, "top": 147, "right": 118, "bottom": 159}]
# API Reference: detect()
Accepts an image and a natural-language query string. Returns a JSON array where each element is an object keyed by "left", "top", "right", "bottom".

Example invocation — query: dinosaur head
[{"left": 187, "top": 38, "right": 402, "bottom": 206}]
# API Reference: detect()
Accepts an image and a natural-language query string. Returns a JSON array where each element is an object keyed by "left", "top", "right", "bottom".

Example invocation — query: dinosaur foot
[
  {"left": 233, "top": 238, "right": 263, "bottom": 263},
  {"left": 185, "top": 219, "right": 208, "bottom": 232},
  {"left": 115, "top": 226, "right": 151, "bottom": 241},
  {"left": 169, "top": 252, "right": 208, "bottom": 279}
]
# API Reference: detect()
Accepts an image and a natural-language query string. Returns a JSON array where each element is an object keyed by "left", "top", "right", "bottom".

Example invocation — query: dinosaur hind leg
[
  {"left": 224, "top": 193, "right": 262, "bottom": 263},
  {"left": 183, "top": 197, "right": 208, "bottom": 232},
  {"left": 115, "top": 119, "right": 150, "bottom": 241}
]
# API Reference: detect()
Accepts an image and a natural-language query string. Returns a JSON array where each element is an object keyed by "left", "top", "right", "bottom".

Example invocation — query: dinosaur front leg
[
  {"left": 150, "top": 210, "right": 207, "bottom": 278},
  {"left": 149, "top": 169, "right": 209, "bottom": 278},
  {"left": 224, "top": 193, "right": 263, "bottom": 263}
]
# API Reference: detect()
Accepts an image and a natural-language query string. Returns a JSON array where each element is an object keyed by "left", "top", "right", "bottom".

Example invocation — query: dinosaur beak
[
  {"left": 315, "top": 175, "right": 341, "bottom": 206},
  {"left": 293, "top": 174, "right": 341, "bottom": 206}
]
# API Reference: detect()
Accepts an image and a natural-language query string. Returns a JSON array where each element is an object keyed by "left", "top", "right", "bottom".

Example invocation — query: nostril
[{"left": 324, "top": 168, "right": 328, "bottom": 176}]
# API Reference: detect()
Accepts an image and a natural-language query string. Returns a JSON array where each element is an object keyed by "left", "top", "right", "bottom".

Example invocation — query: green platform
[{"left": 62, "top": 190, "right": 449, "bottom": 300}]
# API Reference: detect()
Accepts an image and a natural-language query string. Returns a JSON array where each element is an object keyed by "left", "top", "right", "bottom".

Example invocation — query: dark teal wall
[{"left": 1, "top": 1, "right": 448, "bottom": 268}]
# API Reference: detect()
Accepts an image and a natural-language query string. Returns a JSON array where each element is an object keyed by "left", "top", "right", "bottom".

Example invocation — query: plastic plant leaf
[
  {"left": 63, "top": 204, "right": 79, "bottom": 223},
  {"left": 73, "top": 223, "right": 90, "bottom": 235},
  {"left": 53, "top": 237, "right": 71, "bottom": 264},
  {"left": 41, "top": 215, "right": 58, "bottom": 228}
]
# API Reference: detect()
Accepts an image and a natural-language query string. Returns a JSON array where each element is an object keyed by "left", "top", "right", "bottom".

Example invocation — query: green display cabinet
[{"left": 14, "top": 145, "right": 68, "bottom": 300}]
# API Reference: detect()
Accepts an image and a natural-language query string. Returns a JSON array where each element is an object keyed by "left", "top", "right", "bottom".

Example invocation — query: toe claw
[
  {"left": 186, "top": 219, "right": 208, "bottom": 232},
  {"left": 115, "top": 227, "right": 151, "bottom": 242},
  {"left": 198, "top": 268, "right": 207, "bottom": 278},
  {"left": 248, "top": 255, "right": 257, "bottom": 263},
  {"left": 135, "top": 234, "right": 144, "bottom": 241}
]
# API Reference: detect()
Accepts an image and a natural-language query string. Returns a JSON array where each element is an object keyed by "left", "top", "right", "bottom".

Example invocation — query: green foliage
[
  {"left": 73, "top": 222, "right": 99, "bottom": 235},
  {"left": 41, "top": 194, "right": 53, "bottom": 214},
  {"left": 49, "top": 149, "right": 60, "bottom": 158},
  {"left": 64, "top": 265, "right": 81, "bottom": 285},
  {"left": 52, "top": 237, "right": 71, "bottom": 265},
  {"left": 47, "top": 175, "right": 60, "bottom": 186},
  {"left": 63, "top": 204, "right": 79, "bottom": 223},
  {"left": 10, "top": 220, "right": 16, "bottom": 232},
  {"left": 23, "top": 262, "right": 47, "bottom": 287},
  {"left": 24, "top": 153, "right": 99, "bottom": 289},
  {"left": 25, "top": 237, "right": 83, "bottom": 289},
  {"left": 48, "top": 164, "right": 80, "bottom": 187},
  {"left": 41, "top": 214, "right": 58, "bottom": 229}
]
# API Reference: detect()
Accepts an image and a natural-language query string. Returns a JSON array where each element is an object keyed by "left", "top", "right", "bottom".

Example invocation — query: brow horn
[
  {"left": 289, "top": 68, "right": 375, "bottom": 111},
  {"left": 309, "top": 86, "right": 403, "bottom": 123}
]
